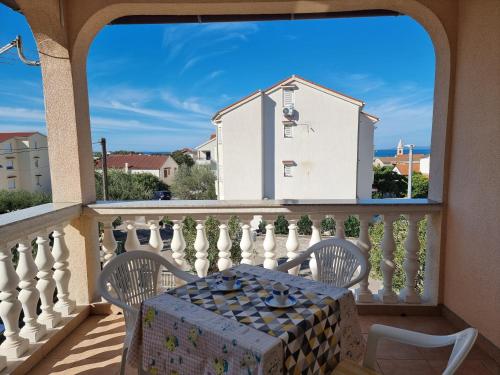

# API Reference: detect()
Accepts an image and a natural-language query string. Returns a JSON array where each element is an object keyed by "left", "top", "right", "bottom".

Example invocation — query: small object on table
[{"left": 215, "top": 278, "right": 242, "bottom": 292}]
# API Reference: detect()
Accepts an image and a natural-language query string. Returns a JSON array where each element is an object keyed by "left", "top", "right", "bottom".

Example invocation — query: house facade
[
  {"left": 95, "top": 154, "right": 179, "bottom": 185},
  {"left": 0, "top": 132, "right": 51, "bottom": 193},
  {"left": 194, "top": 134, "right": 217, "bottom": 171},
  {"left": 213, "top": 75, "right": 378, "bottom": 200}
]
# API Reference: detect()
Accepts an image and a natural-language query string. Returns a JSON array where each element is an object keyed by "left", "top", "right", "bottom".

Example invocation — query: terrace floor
[{"left": 30, "top": 313, "right": 499, "bottom": 375}]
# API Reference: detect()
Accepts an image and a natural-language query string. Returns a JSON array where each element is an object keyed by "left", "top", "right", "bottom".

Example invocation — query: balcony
[{"left": 0, "top": 199, "right": 497, "bottom": 374}]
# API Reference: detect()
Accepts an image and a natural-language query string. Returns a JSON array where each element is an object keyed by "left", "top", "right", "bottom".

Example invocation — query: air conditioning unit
[{"left": 283, "top": 105, "right": 294, "bottom": 117}]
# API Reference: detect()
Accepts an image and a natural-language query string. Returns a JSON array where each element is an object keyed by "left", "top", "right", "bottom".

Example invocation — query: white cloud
[
  {"left": 0, "top": 106, "right": 45, "bottom": 122},
  {"left": 160, "top": 90, "right": 214, "bottom": 116}
]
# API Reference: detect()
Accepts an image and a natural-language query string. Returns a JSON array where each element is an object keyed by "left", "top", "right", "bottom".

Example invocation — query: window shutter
[
  {"left": 284, "top": 124, "right": 293, "bottom": 138},
  {"left": 283, "top": 89, "right": 294, "bottom": 107},
  {"left": 284, "top": 165, "right": 292, "bottom": 177}
]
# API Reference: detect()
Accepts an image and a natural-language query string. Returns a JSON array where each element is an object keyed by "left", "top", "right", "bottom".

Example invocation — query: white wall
[
  {"left": 218, "top": 94, "right": 263, "bottom": 200},
  {"left": 357, "top": 113, "right": 376, "bottom": 199},
  {"left": 420, "top": 156, "right": 430, "bottom": 175}
]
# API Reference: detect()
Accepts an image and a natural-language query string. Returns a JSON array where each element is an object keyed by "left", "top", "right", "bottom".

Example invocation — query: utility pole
[
  {"left": 100, "top": 138, "right": 109, "bottom": 200},
  {"left": 405, "top": 144, "right": 415, "bottom": 198}
]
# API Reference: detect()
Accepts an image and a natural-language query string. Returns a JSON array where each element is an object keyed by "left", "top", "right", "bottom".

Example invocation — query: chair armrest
[
  {"left": 276, "top": 248, "right": 313, "bottom": 272},
  {"left": 363, "top": 324, "right": 456, "bottom": 369}
]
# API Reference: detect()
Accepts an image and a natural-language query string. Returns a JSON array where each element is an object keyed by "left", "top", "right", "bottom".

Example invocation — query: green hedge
[{"left": 0, "top": 190, "right": 51, "bottom": 214}]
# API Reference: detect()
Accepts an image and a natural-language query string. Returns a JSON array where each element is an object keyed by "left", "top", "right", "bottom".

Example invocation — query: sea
[{"left": 374, "top": 148, "right": 430, "bottom": 157}]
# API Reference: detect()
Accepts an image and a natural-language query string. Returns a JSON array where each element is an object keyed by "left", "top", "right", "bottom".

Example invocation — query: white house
[
  {"left": 95, "top": 154, "right": 179, "bottom": 185},
  {"left": 212, "top": 75, "right": 378, "bottom": 200},
  {"left": 194, "top": 134, "right": 217, "bottom": 171},
  {"left": 0, "top": 132, "right": 51, "bottom": 193}
]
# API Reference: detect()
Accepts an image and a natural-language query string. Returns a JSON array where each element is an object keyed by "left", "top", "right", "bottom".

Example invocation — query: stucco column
[{"left": 20, "top": 0, "right": 100, "bottom": 305}]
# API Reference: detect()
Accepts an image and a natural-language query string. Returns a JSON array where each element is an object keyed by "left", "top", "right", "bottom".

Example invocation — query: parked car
[{"left": 153, "top": 190, "right": 171, "bottom": 200}]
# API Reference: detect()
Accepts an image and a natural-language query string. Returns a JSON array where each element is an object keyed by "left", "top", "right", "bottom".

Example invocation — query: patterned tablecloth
[{"left": 127, "top": 264, "right": 364, "bottom": 375}]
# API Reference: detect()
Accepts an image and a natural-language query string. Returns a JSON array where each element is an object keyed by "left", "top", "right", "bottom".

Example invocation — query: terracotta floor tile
[
  {"left": 428, "top": 359, "right": 495, "bottom": 375},
  {"left": 482, "top": 359, "right": 500, "bottom": 375},
  {"left": 375, "top": 339, "right": 423, "bottom": 360},
  {"left": 377, "top": 359, "right": 435, "bottom": 375}
]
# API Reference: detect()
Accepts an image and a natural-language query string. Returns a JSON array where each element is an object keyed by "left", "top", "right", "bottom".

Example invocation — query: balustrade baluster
[
  {"left": 53, "top": 226, "right": 76, "bottom": 316},
  {"left": 217, "top": 222, "right": 233, "bottom": 271},
  {"left": 263, "top": 221, "right": 277, "bottom": 270},
  {"left": 335, "top": 214, "right": 347, "bottom": 239},
  {"left": 286, "top": 219, "right": 300, "bottom": 275},
  {"left": 194, "top": 220, "right": 209, "bottom": 277},
  {"left": 309, "top": 218, "right": 322, "bottom": 281},
  {"left": 400, "top": 214, "right": 423, "bottom": 303},
  {"left": 124, "top": 219, "right": 141, "bottom": 251},
  {"left": 240, "top": 223, "right": 255, "bottom": 266},
  {"left": 379, "top": 214, "right": 399, "bottom": 303},
  {"left": 0, "top": 241, "right": 29, "bottom": 358},
  {"left": 171, "top": 220, "right": 189, "bottom": 271},
  {"left": 35, "top": 232, "right": 62, "bottom": 328},
  {"left": 101, "top": 219, "right": 117, "bottom": 267},
  {"left": 147, "top": 219, "right": 163, "bottom": 253},
  {"left": 17, "top": 238, "right": 47, "bottom": 342},
  {"left": 355, "top": 214, "right": 374, "bottom": 303}
]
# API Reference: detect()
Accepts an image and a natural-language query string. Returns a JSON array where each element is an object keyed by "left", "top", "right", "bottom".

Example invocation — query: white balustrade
[
  {"left": 0, "top": 242, "right": 29, "bottom": 358},
  {"left": 147, "top": 219, "right": 163, "bottom": 253},
  {"left": 355, "top": 214, "right": 374, "bottom": 303},
  {"left": 309, "top": 218, "right": 322, "bottom": 281},
  {"left": 17, "top": 238, "right": 47, "bottom": 343},
  {"left": 263, "top": 222, "right": 277, "bottom": 270},
  {"left": 171, "top": 220, "right": 189, "bottom": 271},
  {"left": 217, "top": 222, "right": 233, "bottom": 271},
  {"left": 101, "top": 219, "right": 117, "bottom": 267},
  {"left": 194, "top": 220, "right": 209, "bottom": 277},
  {"left": 400, "top": 214, "right": 423, "bottom": 303},
  {"left": 124, "top": 219, "right": 141, "bottom": 251},
  {"left": 52, "top": 226, "right": 76, "bottom": 316},
  {"left": 334, "top": 214, "right": 347, "bottom": 239},
  {"left": 35, "top": 233, "right": 62, "bottom": 328},
  {"left": 378, "top": 214, "right": 399, "bottom": 303},
  {"left": 285, "top": 220, "right": 300, "bottom": 275},
  {"left": 240, "top": 223, "right": 255, "bottom": 265}
]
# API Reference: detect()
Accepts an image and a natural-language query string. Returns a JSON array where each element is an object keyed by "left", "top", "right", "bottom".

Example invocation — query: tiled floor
[{"left": 31, "top": 314, "right": 499, "bottom": 375}]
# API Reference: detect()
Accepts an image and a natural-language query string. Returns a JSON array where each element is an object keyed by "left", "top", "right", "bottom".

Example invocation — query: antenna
[{"left": 0, "top": 35, "right": 40, "bottom": 67}]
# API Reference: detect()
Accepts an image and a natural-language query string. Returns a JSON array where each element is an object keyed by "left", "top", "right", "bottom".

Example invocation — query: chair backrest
[
  {"left": 363, "top": 324, "right": 478, "bottom": 375},
  {"left": 98, "top": 250, "right": 197, "bottom": 332},
  {"left": 444, "top": 328, "right": 478, "bottom": 375},
  {"left": 310, "top": 238, "right": 368, "bottom": 289}
]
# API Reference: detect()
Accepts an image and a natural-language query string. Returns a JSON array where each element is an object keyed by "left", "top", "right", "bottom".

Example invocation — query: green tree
[
  {"left": 170, "top": 164, "right": 216, "bottom": 200},
  {"left": 95, "top": 170, "right": 168, "bottom": 200},
  {"left": 171, "top": 150, "right": 195, "bottom": 167},
  {"left": 372, "top": 166, "right": 408, "bottom": 198},
  {"left": 111, "top": 150, "right": 140, "bottom": 155},
  {"left": 0, "top": 190, "right": 52, "bottom": 214},
  {"left": 411, "top": 172, "right": 429, "bottom": 198}
]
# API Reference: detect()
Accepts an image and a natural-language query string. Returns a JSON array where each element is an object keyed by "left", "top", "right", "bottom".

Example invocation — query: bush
[
  {"left": 95, "top": 170, "right": 168, "bottom": 200},
  {"left": 0, "top": 190, "right": 51, "bottom": 214},
  {"left": 369, "top": 216, "right": 427, "bottom": 292}
]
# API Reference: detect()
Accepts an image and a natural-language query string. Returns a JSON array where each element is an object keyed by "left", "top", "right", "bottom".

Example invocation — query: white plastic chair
[
  {"left": 277, "top": 238, "right": 368, "bottom": 288},
  {"left": 334, "top": 324, "right": 478, "bottom": 374},
  {"left": 364, "top": 324, "right": 478, "bottom": 374},
  {"left": 98, "top": 250, "right": 198, "bottom": 375}
]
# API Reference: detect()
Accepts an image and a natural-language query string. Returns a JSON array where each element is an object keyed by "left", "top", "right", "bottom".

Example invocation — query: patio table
[{"left": 127, "top": 264, "right": 364, "bottom": 375}]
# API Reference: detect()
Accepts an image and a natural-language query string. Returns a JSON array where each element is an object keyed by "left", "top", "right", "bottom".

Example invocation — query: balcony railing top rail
[
  {"left": 84, "top": 198, "right": 442, "bottom": 218},
  {"left": 0, "top": 203, "right": 81, "bottom": 245}
]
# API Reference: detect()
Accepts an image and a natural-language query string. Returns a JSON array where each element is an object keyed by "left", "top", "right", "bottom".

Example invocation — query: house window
[
  {"left": 35, "top": 175, "right": 41, "bottom": 186},
  {"left": 283, "top": 88, "right": 295, "bottom": 107},
  {"left": 34, "top": 158, "right": 39, "bottom": 168},
  {"left": 205, "top": 151, "right": 211, "bottom": 161},
  {"left": 8, "top": 178, "right": 16, "bottom": 189},
  {"left": 6, "top": 160, "right": 14, "bottom": 170},
  {"left": 284, "top": 124, "right": 293, "bottom": 138},
  {"left": 164, "top": 167, "right": 171, "bottom": 178},
  {"left": 34, "top": 141, "right": 38, "bottom": 149},
  {"left": 5, "top": 143, "right": 12, "bottom": 153}
]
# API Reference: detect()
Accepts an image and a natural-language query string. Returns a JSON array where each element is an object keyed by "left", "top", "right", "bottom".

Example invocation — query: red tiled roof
[
  {"left": 95, "top": 154, "right": 168, "bottom": 170},
  {"left": 376, "top": 154, "right": 428, "bottom": 165},
  {"left": 0, "top": 132, "right": 38, "bottom": 142},
  {"left": 394, "top": 162, "right": 421, "bottom": 176}
]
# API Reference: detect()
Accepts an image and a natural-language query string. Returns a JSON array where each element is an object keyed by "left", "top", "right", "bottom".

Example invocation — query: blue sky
[{"left": 0, "top": 5, "right": 435, "bottom": 151}]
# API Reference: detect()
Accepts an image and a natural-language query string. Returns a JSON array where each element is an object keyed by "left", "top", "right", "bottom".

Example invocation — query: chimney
[{"left": 124, "top": 162, "right": 129, "bottom": 173}]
